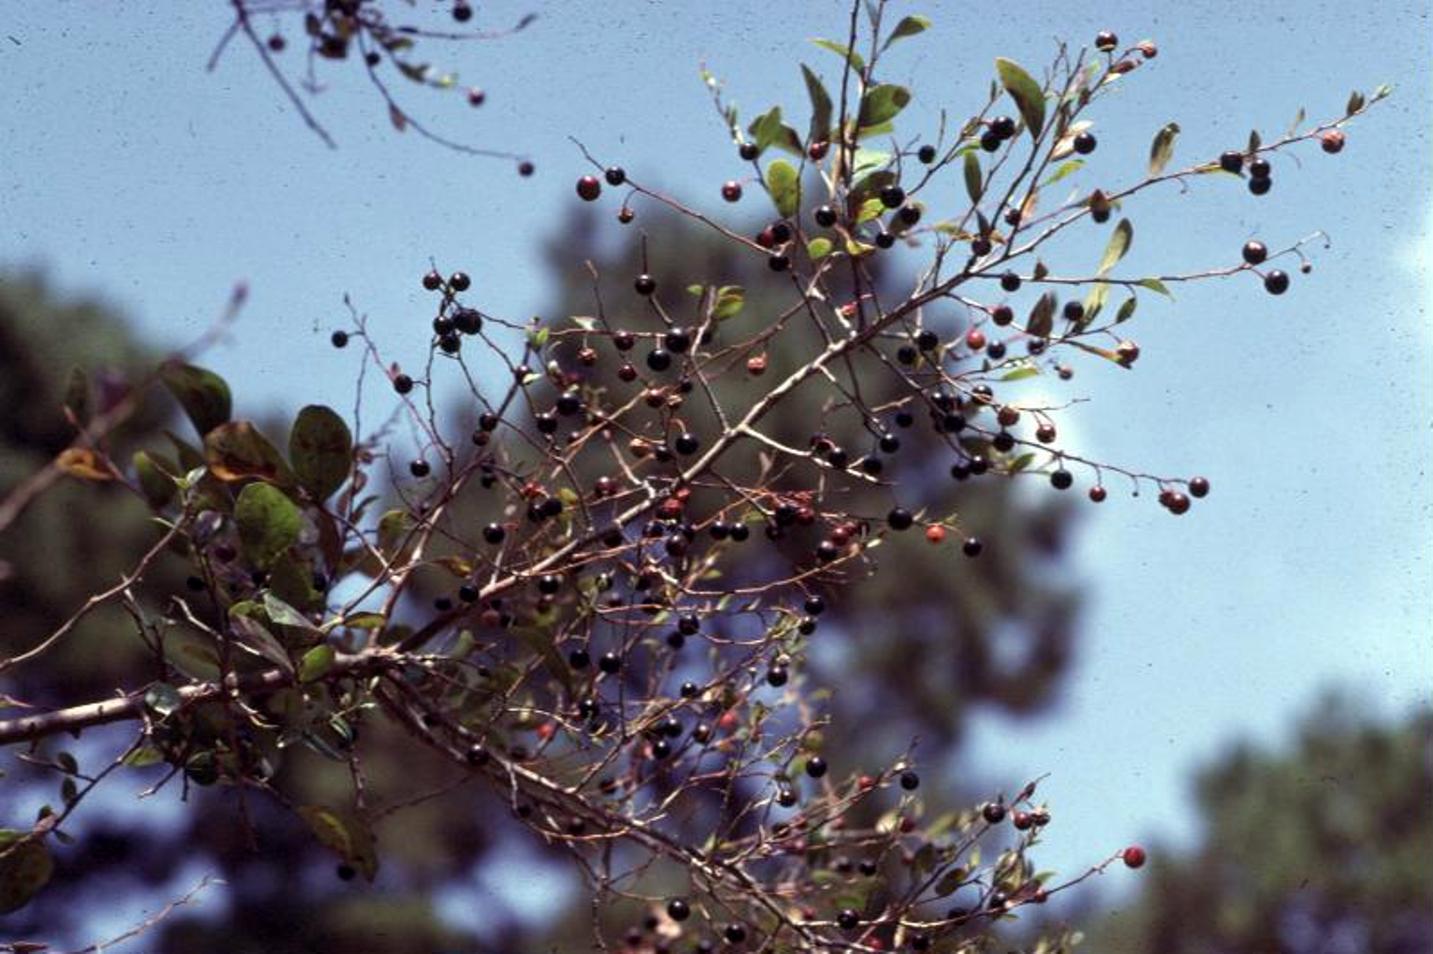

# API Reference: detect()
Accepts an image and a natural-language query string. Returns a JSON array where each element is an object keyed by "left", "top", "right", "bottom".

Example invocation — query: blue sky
[{"left": 2, "top": 0, "right": 1430, "bottom": 935}]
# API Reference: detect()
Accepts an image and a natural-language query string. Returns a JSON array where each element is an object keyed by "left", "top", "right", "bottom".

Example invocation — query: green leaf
[
  {"left": 1026, "top": 292, "right": 1057, "bottom": 338},
  {"left": 144, "top": 683, "right": 183, "bottom": 717},
  {"left": 1115, "top": 296, "right": 1139, "bottom": 323},
  {"left": 935, "top": 867, "right": 968, "bottom": 897},
  {"left": 713, "top": 285, "right": 745, "bottom": 320},
  {"left": 133, "top": 451, "right": 178, "bottom": 508},
  {"left": 297, "top": 806, "right": 379, "bottom": 882},
  {"left": 1148, "top": 122, "right": 1180, "bottom": 175},
  {"left": 161, "top": 363, "right": 232, "bottom": 438},
  {"left": 229, "top": 603, "right": 293, "bottom": 669},
  {"left": 263, "top": 592, "right": 319, "bottom": 632},
  {"left": 0, "top": 831, "right": 53, "bottom": 914},
  {"left": 1041, "top": 159, "right": 1084, "bottom": 186},
  {"left": 376, "top": 509, "right": 413, "bottom": 563},
  {"left": 1346, "top": 89, "right": 1365, "bottom": 115},
  {"left": 1097, "top": 218, "right": 1133, "bottom": 276},
  {"left": 800, "top": 64, "right": 833, "bottom": 143},
  {"left": 964, "top": 152, "right": 982, "bottom": 204},
  {"left": 851, "top": 148, "right": 891, "bottom": 178},
  {"left": 1080, "top": 281, "right": 1111, "bottom": 327},
  {"left": 204, "top": 421, "right": 293, "bottom": 484},
  {"left": 1136, "top": 277, "right": 1172, "bottom": 297},
  {"left": 854, "top": 196, "right": 886, "bottom": 224},
  {"left": 749, "top": 106, "right": 786, "bottom": 153},
  {"left": 995, "top": 58, "right": 1046, "bottom": 138},
  {"left": 810, "top": 38, "right": 864, "bottom": 71},
  {"left": 123, "top": 745, "right": 165, "bottom": 768},
  {"left": 807, "top": 237, "right": 834, "bottom": 260},
  {"left": 1008, "top": 452, "right": 1036, "bottom": 472},
  {"left": 288, "top": 405, "right": 352, "bottom": 502},
  {"left": 857, "top": 84, "right": 911, "bottom": 130},
  {"left": 235, "top": 483, "right": 302, "bottom": 568},
  {"left": 765, "top": 160, "right": 801, "bottom": 219},
  {"left": 883, "top": 14, "right": 931, "bottom": 48},
  {"left": 298, "top": 644, "right": 336, "bottom": 683},
  {"left": 1001, "top": 365, "right": 1041, "bottom": 382}
]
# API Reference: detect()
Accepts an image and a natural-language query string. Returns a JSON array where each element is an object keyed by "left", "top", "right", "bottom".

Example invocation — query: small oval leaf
[
  {"left": 995, "top": 58, "right": 1046, "bottom": 138},
  {"left": 1148, "top": 121, "right": 1180, "bottom": 175},
  {"left": 289, "top": 405, "right": 352, "bottom": 502},
  {"left": 161, "top": 363, "right": 232, "bottom": 438},
  {"left": 235, "top": 482, "right": 303, "bottom": 568},
  {"left": 1097, "top": 218, "right": 1133, "bottom": 276},
  {"left": 765, "top": 159, "right": 801, "bottom": 218}
]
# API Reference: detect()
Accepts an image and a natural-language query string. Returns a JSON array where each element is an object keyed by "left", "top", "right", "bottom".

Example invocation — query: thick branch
[{"left": 0, "top": 650, "right": 389, "bottom": 747}]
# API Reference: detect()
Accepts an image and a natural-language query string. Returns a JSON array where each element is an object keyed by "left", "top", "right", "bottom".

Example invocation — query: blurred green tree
[{"left": 1085, "top": 697, "right": 1433, "bottom": 954}]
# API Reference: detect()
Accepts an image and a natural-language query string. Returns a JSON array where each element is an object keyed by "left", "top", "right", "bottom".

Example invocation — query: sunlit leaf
[
  {"left": 1097, "top": 218, "right": 1133, "bottom": 276},
  {"left": 995, "top": 57, "right": 1045, "bottom": 138},
  {"left": 765, "top": 160, "right": 801, "bottom": 218},
  {"left": 858, "top": 84, "right": 911, "bottom": 129},
  {"left": 1148, "top": 121, "right": 1180, "bottom": 175},
  {"left": 810, "top": 37, "right": 864, "bottom": 71},
  {"left": 749, "top": 106, "right": 786, "bottom": 153},
  {"left": 235, "top": 482, "right": 302, "bottom": 568},
  {"left": 1041, "top": 159, "right": 1084, "bottom": 186},
  {"left": 807, "top": 237, "right": 833, "bottom": 260},
  {"left": 713, "top": 285, "right": 745, "bottom": 320},
  {"left": 883, "top": 14, "right": 931, "bottom": 49},
  {"left": 964, "top": 152, "right": 982, "bottom": 204},
  {"left": 298, "top": 644, "right": 336, "bottom": 683}
]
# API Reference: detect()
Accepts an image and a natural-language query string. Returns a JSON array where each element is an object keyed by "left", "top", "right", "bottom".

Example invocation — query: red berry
[
  {"left": 1122, "top": 845, "right": 1147, "bottom": 869},
  {"left": 925, "top": 525, "right": 946, "bottom": 545},
  {"left": 576, "top": 176, "right": 602, "bottom": 201},
  {"left": 808, "top": 140, "right": 830, "bottom": 161},
  {"left": 721, "top": 180, "right": 743, "bottom": 202},
  {"left": 1320, "top": 129, "right": 1345, "bottom": 154},
  {"left": 1095, "top": 30, "right": 1118, "bottom": 51},
  {"left": 1089, "top": 485, "right": 1107, "bottom": 503},
  {"left": 965, "top": 329, "right": 987, "bottom": 351}
]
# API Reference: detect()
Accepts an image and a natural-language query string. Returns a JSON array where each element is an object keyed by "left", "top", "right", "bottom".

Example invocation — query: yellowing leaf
[{"left": 57, "top": 447, "right": 112, "bottom": 482}]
